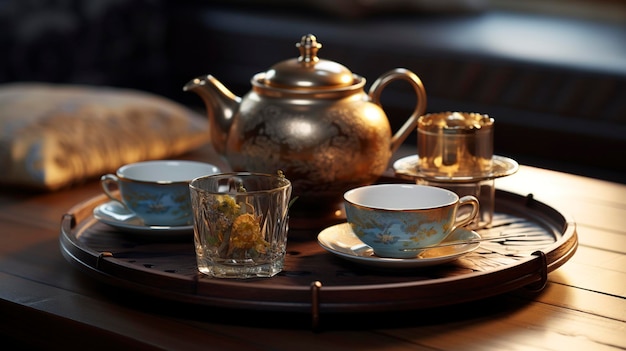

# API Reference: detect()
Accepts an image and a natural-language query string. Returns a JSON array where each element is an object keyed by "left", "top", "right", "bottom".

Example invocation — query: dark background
[{"left": 1, "top": 0, "right": 624, "bottom": 183}]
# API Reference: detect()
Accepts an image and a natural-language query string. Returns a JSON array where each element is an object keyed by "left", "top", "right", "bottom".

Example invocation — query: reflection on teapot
[{"left": 184, "top": 34, "right": 427, "bottom": 217}]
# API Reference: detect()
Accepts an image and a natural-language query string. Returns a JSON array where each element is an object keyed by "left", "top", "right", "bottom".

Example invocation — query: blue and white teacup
[
  {"left": 344, "top": 184, "right": 479, "bottom": 258},
  {"left": 101, "top": 160, "right": 220, "bottom": 226}
]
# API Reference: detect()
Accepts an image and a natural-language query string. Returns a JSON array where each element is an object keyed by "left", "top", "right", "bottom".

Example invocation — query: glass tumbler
[{"left": 189, "top": 172, "right": 292, "bottom": 278}]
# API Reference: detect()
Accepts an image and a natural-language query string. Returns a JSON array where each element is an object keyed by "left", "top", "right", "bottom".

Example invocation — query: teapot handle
[{"left": 368, "top": 68, "right": 427, "bottom": 154}]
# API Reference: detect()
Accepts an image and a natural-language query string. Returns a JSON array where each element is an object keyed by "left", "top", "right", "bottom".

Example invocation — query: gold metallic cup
[
  {"left": 416, "top": 112, "right": 495, "bottom": 229},
  {"left": 417, "top": 112, "right": 494, "bottom": 178}
]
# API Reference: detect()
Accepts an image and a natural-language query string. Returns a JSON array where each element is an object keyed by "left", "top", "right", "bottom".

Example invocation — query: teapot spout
[{"left": 183, "top": 75, "right": 241, "bottom": 155}]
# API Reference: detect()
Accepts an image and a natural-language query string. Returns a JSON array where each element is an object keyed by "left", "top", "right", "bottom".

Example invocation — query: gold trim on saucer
[{"left": 393, "top": 155, "right": 519, "bottom": 183}]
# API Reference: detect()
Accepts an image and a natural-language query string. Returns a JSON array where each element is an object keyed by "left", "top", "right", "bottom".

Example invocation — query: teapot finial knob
[{"left": 296, "top": 34, "right": 321, "bottom": 65}]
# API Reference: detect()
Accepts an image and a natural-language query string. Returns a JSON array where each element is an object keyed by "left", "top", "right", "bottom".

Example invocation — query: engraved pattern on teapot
[{"left": 226, "top": 102, "right": 391, "bottom": 197}]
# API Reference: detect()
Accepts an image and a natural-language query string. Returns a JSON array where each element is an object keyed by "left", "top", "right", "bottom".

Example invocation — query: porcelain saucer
[
  {"left": 317, "top": 223, "right": 481, "bottom": 268},
  {"left": 93, "top": 201, "right": 193, "bottom": 238},
  {"left": 393, "top": 154, "right": 519, "bottom": 183}
]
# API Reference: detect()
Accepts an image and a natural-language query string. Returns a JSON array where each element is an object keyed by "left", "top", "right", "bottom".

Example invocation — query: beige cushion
[{"left": 0, "top": 83, "right": 210, "bottom": 190}]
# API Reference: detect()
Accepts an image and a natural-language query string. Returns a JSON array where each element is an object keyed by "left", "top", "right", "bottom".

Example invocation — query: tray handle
[
  {"left": 61, "top": 213, "right": 76, "bottom": 236},
  {"left": 311, "top": 281, "right": 322, "bottom": 332},
  {"left": 526, "top": 250, "right": 548, "bottom": 292}
]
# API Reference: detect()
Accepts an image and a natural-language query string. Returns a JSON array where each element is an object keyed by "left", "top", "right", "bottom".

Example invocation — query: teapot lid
[{"left": 259, "top": 34, "right": 359, "bottom": 90}]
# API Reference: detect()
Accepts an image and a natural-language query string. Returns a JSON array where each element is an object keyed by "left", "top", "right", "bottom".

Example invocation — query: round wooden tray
[{"left": 60, "top": 189, "right": 577, "bottom": 316}]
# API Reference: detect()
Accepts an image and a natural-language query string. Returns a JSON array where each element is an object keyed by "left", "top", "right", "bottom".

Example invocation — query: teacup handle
[
  {"left": 453, "top": 195, "right": 480, "bottom": 230},
  {"left": 100, "top": 174, "right": 125, "bottom": 206}
]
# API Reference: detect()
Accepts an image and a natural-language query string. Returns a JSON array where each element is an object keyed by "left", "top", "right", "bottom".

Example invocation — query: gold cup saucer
[{"left": 393, "top": 155, "right": 519, "bottom": 183}]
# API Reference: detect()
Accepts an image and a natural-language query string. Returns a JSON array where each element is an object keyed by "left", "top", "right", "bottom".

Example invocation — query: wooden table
[{"left": 1, "top": 145, "right": 625, "bottom": 350}]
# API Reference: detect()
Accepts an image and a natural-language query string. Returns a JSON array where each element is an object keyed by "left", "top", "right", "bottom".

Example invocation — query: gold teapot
[{"left": 184, "top": 34, "right": 427, "bottom": 214}]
